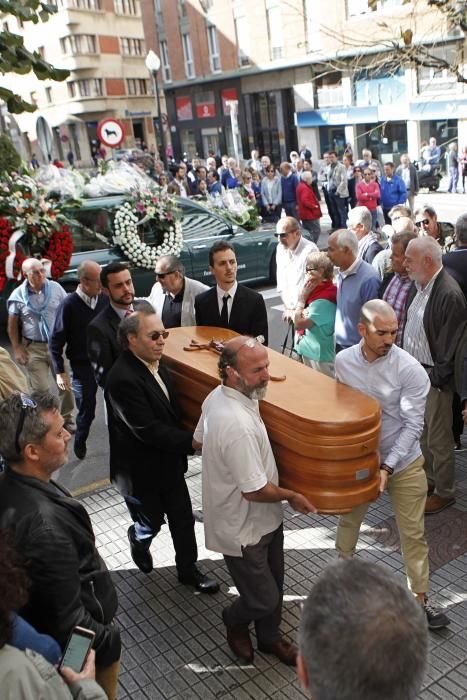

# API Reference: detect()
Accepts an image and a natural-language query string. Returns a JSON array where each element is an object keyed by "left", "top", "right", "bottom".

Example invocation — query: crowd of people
[{"left": 0, "top": 141, "right": 466, "bottom": 698}]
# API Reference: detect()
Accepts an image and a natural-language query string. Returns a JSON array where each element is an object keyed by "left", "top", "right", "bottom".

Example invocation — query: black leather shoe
[
  {"left": 74, "top": 440, "right": 86, "bottom": 460},
  {"left": 127, "top": 525, "right": 153, "bottom": 574},
  {"left": 178, "top": 566, "right": 219, "bottom": 594}
]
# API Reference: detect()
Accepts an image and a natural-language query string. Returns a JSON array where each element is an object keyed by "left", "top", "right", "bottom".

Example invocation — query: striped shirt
[
  {"left": 402, "top": 270, "right": 441, "bottom": 366},
  {"left": 383, "top": 274, "right": 412, "bottom": 346}
]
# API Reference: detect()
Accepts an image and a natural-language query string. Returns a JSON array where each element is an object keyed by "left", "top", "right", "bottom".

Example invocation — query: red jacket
[
  {"left": 356, "top": 180, "right": 380, "bottom": 210},
  {"left": 296, "top": 182, "right": 322, "bottom": 221}
]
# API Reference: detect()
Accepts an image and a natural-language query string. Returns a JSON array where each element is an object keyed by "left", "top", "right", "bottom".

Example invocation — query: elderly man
[
  {"left": 221, "top": 156, "right": 237, "bottom": 187},
  {"left": 7, "top": 257, "right": 75, "bottom": 431},
  {"left": 415, "top": 205, "right": 455, "bottom": 253},
  {"left": 335, "top": 299, "right": 449, "bottom": 629},
  {"left": 275, "top": 217, "right": 318, "bottom": 322},
  {"left": 396, "top": 154, "right": 419, "bottom": 212},
  {"left": 379, "top": 231, "right": 417, "bottom": 345},
  {"left": 327, "top": 229, "right": 380, "bottom": 351},
  {"left": 147, "top": 254, "right": 208, "bottom": 328},
  {"left": 296, "top": 171, "right": 322, "bottom": 245},
  {"left": 0, "top": 392, "right": 121, "bottom": 699},
  {"left": 195, "top": 336, "right": 316, "bottom": 665},
  {"left": 347, "top": 206, "right": 384, "bottom": 264},
  {"left": 49, "top": 261, "right": 107, "bottom": 460},
  {"left": 356, "top": 148, "right": 382, "bottom": 177},
  {"left": 327, "top": 151, "right": 348, "bottom": 229},
  {"left": 279, "top": 161, "right": 299, "bottom": 218},
  {"left": 403, "top": 237, "right": 467, "bottom": 513},
  {"left": 298, "top": 560, "right": 428, "bottom": 700},
  {"left": 105, "top": 303, "right": 219, "bottom": 593}
]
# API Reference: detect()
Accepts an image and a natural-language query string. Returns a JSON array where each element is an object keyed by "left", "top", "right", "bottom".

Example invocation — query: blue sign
[
  {"left": 409, "top": 100, "right": 467, "bottom": 120},
  {"left": 296, "top": 105, "right": 378, "bottom": 127}
]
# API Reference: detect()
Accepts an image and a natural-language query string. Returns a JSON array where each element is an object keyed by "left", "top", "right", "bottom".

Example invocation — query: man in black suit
[
  {"left": 105, "top": 302, "right": 219, "bottom": 594},
  {"left": 87, "top": 262, "right": 136, "bottom": 388},
  {"left": 194, "top": 241, "right": 268, "bottom": 343}
]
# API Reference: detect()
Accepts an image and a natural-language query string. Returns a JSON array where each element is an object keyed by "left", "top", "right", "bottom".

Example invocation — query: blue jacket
[
  {"left": 281, "top": 173, "right": 299, "bottom": 203},
  {"left": 379, "top": 174, "right": 407, "bottom": 209}
]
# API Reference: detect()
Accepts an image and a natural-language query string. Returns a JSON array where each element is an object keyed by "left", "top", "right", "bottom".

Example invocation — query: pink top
[{"left": 356, "top": 180, "right": 380, "bottom": 211}]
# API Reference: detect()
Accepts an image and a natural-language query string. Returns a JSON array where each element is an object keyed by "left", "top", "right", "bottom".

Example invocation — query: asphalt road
[{"left": 1, "top": 186, "right": 465, "bottom": 494}]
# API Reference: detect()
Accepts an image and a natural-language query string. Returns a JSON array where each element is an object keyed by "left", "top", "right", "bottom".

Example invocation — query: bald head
[
  {"left": 218, "top": 336, "right": 269, "bottom": 399},
  {"left": 78, "top": 260, "right": 101, "bottom": 279}
]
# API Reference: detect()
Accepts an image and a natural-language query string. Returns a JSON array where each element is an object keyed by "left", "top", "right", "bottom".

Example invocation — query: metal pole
[{"left": 153, "top": 70, "right": 166, "bottom": 169}]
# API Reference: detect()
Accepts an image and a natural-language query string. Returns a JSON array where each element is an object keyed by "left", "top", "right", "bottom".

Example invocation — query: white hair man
[
  {"left": 403, "top": 237, "right": 467, "bottom": 513},
  {"left": 347, "top": 206, "right": 384, "bottom": 264},
  {"left": 147, "top": 254, "right": 208, "bottom": 328},
  {"left": 335, "top": 299, "right": 450, "bottom": 629},
  {"left": 275, "top": 217, "right": 318, "bottom": 322}
]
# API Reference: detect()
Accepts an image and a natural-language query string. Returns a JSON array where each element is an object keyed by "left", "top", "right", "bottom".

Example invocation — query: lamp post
[{"left": 145, "top": 49, "right": 166, "bottom": 167}]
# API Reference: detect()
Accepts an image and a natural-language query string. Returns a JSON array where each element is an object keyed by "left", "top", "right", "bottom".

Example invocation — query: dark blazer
[
  {"left": 443, "top": 248, "right": 467, "bottom": 301},
  {"left": 0, "top": 470, "right": 120, "bottom": 666},
  {"left": 105, "top": 350, "right": 194, "bottom": 499},
  {"left": 86, "top": 304, "right": 122, "bottom": 388},
  {"left": 194, "top": 284, "right": 268, "bottom": 344},
  {"left": 403, "top": 268, "right": 467, "bottom": 390}
]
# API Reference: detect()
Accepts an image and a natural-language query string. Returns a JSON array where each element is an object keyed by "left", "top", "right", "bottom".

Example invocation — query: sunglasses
[
  {"left": 15, "top": 393, "right": 38, "bottom": 456},
  {"left": 155, "top": 271, "right": 176, "bottom": 279},
  {"left": 416, "top": 219, "right": 430, "bottom": 227},
  {"left": 148, "top": 331, "right": 169, "bottom": 341}
]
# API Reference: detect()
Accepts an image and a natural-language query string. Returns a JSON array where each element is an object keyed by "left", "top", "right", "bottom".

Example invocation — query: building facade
[{"left": 142, "top": 0, "right": 466, "bottom": 165}]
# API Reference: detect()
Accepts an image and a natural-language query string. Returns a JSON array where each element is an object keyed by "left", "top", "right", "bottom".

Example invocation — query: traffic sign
[{"left": 97, "top": 119, "right": 125, "bottom": 148}]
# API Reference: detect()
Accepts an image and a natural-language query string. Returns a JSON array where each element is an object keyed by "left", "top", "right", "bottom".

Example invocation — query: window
[
  {"left": 66, "top": 0, "right": 101, "bottom": 9},
  {"left": 267, "top": 6, "right": 283, "bottom": 60},
  {"left": 120, "top": 37, "right": 144, "bottom": 56},
  {"left": 181, "top": 33, "right": 195, "bottom": 79},
  {"left": 234, "top": 15, "right": 250, "bottom": 66},
  {"left": 114, "top": 0, "right": 137, "bottom": 14},
  {"left": 206, "top": 25, "right": 221, "bottom": 73},
  {"left": 348, "top": 0, "right": 405, "bottom": 15},
  {"left": 45, "top": 87, "right": 52, "bottom": 103},
  {"left": 154, "top": 0, "right": 162, "bottom": 10},
  {"left": 160, "top": 40, "right": 171, "bottom": 82},
  {"left": 126, "top": 78, "right": 149, "bottom": 95},
  {"left": 67, "top": 79, "right": 103, "bottom": 98},
  {"left": 417, "top": 44, "right": 459, "bottom": 94},
  {"left": 316, "top": 72, "right": 344, "bottom": 107},
  {"left": 60, "top": 34, "right": 96, "bottom": 55}
]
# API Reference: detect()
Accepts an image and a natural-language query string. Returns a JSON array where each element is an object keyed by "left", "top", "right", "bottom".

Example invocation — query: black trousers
[
  {"left": 71, "top": 362, "right": 98, "bottom": 444},
  {"left": 124, "top": 471, "right": 198, "bottom": 575}
]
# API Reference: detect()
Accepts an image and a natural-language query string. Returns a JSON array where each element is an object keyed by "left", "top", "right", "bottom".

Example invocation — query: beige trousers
[
  {"left": 23, "top": 340, "right": 74, "bottom": 424},
  {"left": 422, "top": 386, "right": 455, "bottom": 499},
  {"left": 336, "top": 456, "right": 429, "bottom": 593}
]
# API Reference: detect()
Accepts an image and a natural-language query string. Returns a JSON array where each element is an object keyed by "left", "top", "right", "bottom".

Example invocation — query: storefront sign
[
  {"left": 409, "top": 99, "right": 467, "bottom": 120},
  {"left": 222, "top": 88, "right": 238, "bottom": 115},
  {"left": 296, "top": 105, "right": 378, "bottom": 127},
  {"left": 176, "top": 96, "right": 193, "bottom": 121}
]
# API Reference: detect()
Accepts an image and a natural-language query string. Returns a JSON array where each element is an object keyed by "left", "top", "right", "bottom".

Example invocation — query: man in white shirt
[
  {"left": 275, "top": 217, "right": 318, "bottom": 321},
  {"left": 148, "top": 254, "right": 208, "bottom": 328},
  {"left": 335, "top": 299, "right": 450, "bottom": 630},
  {"left": 195, "top": 336, "right": 316, "bottom": 665}
]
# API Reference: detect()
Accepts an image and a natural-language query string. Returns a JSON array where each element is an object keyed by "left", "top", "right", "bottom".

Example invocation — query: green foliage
[
  {"left": 0, "top": 0, "right": 70, "bottom": 114},
  {"left": 0, "top": 135, "right": 21, "bottom": 174}
]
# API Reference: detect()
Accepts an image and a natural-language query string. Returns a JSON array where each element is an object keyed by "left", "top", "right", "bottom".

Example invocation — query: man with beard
[
  {"left": 335, "top": 300, "right": 450, "bottom": 629},
  {"left": 87, "top": 262, "right": 136, "bottom": 388},
  {"left": 195, "top": 336, "right": 316, "bottom": 666}
]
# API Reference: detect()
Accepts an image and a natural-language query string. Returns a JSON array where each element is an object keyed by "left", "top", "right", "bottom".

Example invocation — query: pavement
[{"left": 77, "top": 442, "right": 467, "bottom": 700}]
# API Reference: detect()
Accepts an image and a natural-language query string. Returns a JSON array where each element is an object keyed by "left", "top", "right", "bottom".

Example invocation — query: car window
[
  {"left": 180, "top": 208, "right": 233, "bottom": 240},
  {"left": 69, "top": 208, "right": 114, "bottom": 253}
]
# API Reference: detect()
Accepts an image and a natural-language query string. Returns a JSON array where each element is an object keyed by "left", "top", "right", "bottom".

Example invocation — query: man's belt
[{"left": 23, "top": 338, "right": 47, "bottom": 344}]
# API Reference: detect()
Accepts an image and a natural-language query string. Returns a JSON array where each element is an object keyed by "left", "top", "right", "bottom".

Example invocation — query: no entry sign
[{"left": 97, "top": 119, "right": 125, "bottom": 148}]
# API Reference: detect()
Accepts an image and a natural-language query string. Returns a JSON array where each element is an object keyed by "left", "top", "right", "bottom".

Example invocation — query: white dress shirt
[
  {"left": 216, "top": 282, "right": 238, "bottom": 319},
  {"left": 276, "top": 236, "right": 318, "bottom": 309}
]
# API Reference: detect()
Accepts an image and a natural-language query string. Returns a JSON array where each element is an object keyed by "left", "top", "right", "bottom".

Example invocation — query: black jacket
[
  {"left": 403, "top": 268, "right": 467, "bottom": 390},
  {"left": 105, "top": 350, "right": 194, "bottom": 498},
  {"left": 442, "top": 248, "right": 467, "bottom": 301},
  {"left": 87, "top": 304, "right": 122, "bottom": 388},
  {"left": 194, "top": 284, "right": 268, "bottom": 344},
  {"left": 0, "top": 470, "right": 120, "bottom": 666}
]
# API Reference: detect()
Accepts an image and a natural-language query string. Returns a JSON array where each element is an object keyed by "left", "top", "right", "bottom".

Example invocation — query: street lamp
[{"left": 145, "top": 49, "right": 166, "bottom": 167}]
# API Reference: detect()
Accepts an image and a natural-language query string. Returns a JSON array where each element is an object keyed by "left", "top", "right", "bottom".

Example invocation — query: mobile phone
[{"left": 59, "top": 626, "right": 95, "bottom": 673}]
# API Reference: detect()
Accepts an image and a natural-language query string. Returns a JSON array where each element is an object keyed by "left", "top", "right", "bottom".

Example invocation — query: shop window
[{"left": 354, "top": 68, "right": 405, "bottom": 106}]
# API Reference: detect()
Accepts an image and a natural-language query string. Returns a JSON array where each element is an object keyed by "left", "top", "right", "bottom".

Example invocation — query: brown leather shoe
[
  {"left": 425, "top": 494, "right": 455, "bottom": 514},
  {"left": 258, "top": 639, "right": 298, "bottom": 666},
  {"left": 222, "top": 610, "right": 253, "bottom": 663}
]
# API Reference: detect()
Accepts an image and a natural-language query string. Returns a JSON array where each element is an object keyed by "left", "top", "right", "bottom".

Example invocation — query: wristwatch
[{"left": 380, "top": 464, "right": 394, "bottom": 476}]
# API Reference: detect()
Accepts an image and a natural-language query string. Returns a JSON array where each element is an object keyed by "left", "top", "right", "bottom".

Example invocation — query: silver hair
[
  {"left": 0, "top": 392, "right": 59, "bottom": 464},
  {"left": 299, "top": 559, "right": 428, "bottom": 700},
  {"left": 348, "top": 206, "right": 372, "bottom": 232},
  {"left": 117, "top": 301, "right": 157, "bottom": 350},
  {"left": 410, "top": 236, "right": 443, "bottom": 265},
  {"left": 334, "top": 229, "right": 359, "bottom": 256},
  {"left": 156, "top": 254, "right": 184, "bottom": 275},
  {"left": 77, "top": 260, "right": 101, "bottom": 280},
  {"left": 455, "top": 213, "right": 467, "bottom": 245}
]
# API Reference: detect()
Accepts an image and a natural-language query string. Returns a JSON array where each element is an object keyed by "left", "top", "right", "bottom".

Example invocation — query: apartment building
[
  {"left": 2, "top": 0, "right": 157, "bottom": 164},
  {"left": 142, "top": 0, "right": 467, "bottom": 164}
]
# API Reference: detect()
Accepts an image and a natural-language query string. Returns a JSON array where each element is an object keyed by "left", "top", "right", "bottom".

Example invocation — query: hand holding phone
[{"left": 59, "top": 626, "right": 95, "bottom": 674}]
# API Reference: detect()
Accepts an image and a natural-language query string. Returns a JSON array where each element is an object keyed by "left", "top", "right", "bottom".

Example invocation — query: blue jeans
[
  {"left": 70, "top": 363, "right": 98, "bottom": 444},
  {"left": 448, "top": 166, "right": 459, "bottom": 192},
  {"left": 330, "top": 194, "right": 348, "bottom": 228}
]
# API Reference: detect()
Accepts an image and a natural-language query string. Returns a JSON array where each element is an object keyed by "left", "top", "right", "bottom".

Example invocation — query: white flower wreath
[{"left": 113, "top": 201, "right": 183, "bottom": 269}]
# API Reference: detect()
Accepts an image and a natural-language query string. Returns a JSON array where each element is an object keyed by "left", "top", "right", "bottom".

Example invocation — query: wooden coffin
[{"left": 163, "top": 326, "right": 381, "bottom": 514}]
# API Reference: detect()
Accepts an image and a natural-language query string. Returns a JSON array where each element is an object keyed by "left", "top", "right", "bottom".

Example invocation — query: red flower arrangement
[
  {"left": 43, "top": 225, "right": 73, "bottom": 280},
  {"left": 0, "top": 216, "right": 26, "bottom": 293}
]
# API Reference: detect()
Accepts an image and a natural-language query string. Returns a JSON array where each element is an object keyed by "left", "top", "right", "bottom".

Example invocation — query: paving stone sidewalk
[{"left": 80, "top": 446, "right": 467, "bottom": 700}]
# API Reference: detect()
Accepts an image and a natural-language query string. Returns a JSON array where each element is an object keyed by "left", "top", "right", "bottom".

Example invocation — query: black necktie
[{"left": 220, "top": 294, "right": 230, "bottom": 327}]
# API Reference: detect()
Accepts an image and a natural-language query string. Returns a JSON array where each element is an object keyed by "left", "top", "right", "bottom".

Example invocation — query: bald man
[
  {"left": 49, "top": 260, "right": 108, "bottom": 459},
  {"left": 335, "top": 299, "right": 450, "bottom": 629},
  {"left": 195, "top": 336, "right": 316, "bottom": 666}
]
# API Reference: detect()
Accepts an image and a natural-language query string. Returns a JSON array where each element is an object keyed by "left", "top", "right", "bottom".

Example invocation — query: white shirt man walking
[{"left": 275, "top": 217, "right": 318, "bottom": 321}]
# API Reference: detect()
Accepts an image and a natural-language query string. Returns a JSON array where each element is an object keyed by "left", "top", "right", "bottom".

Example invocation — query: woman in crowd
[
  {"left": 260, "top": 164, "right": 282, "bottom": 223},
  {"left": 356, "top": 168, "right": 380, "bottom": 229},
  {"left": 250, "top": 169, "right": 262, "bottom": 208},
  {"left": 238, "top": 170, "right": 256, "bottom": 201},
  {"left": 293, "top": 252, "right": 337, "bottom": 378}
]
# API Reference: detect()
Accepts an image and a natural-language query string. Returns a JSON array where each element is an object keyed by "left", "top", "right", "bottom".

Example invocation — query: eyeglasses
[
  {"left": 306, "top": 267, "right": 318, "bottom": 272},
  {"left": 15, "top": 393, "right": 37, "bottom": 456},
  {"left": 155, "top": 271, "right": 176, "bottom": 279},
  {"left": 415, "top": 219, "right": 430, "bottom": 227},
  {"left": 148, "top": 331, "right": 169, "bottom": 341}
]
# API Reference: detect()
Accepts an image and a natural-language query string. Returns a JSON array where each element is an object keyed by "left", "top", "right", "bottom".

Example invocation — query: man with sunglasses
[
  {"left": 147, "top": 254, "right": 208, "bottom": 328},
  {"left": 105, "top": 302, "right": 219, "bottom": 594},
  {"left": 0, "top": 392, "right": 121, "bottom": 700},
  {"left": 414, "top": 206, "right": 455, "bottom": 253}
]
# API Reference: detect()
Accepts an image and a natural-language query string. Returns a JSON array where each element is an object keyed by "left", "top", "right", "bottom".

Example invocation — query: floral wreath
[{"left": 113, "top": 187, "right": 183, "bottom": 269}]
